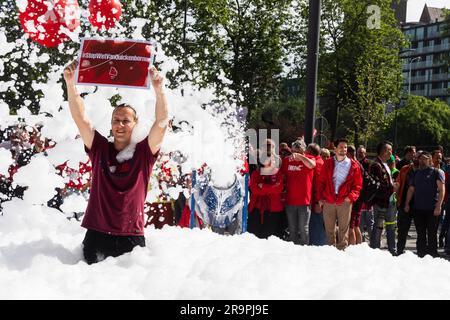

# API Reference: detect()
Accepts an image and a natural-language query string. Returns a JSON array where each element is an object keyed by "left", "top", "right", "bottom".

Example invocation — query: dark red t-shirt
[
  {"left": 281, "top": 154, "right": 315, "bottom": 206},
  {"left": 81, "top": 131, "right": 157, "bottom": 236}
]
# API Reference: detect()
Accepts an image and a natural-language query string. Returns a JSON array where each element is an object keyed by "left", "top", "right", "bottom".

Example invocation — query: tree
[
  {"left": 386, "top": 96, "right": 450, "bottom": 149},
  {"left": 0, "top": 0, "right": 195, "bottom": 114},
  {"left": 248, "top": 96, "right": 306, "bottom": 144},
  {"left": 316, "top": 0, "right": 406, "bottom": 145},
  {"left": 185, "top": 0, "right": 297, "bottom": 116}
]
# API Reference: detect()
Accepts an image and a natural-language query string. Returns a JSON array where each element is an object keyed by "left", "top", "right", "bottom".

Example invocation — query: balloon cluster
[{"left": 18, "top": 0, "right": 123, "bottom": 48}]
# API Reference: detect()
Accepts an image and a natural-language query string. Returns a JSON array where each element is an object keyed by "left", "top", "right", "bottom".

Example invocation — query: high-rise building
[{"left": 400, "top": 5, "right": 450, "bottom": 105}]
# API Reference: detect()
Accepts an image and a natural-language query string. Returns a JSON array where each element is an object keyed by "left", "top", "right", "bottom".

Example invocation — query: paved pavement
[{"left": 364, "top": 221, "right": 450, "bottom": 261}]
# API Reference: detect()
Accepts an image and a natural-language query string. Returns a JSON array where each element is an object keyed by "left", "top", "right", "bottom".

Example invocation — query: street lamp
[{"left": 408, "top": 56, "right": 421, "bottom": 95}]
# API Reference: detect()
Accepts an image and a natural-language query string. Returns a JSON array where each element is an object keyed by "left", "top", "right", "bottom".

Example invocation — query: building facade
[{"left": 400, "top": 5, "right": 450, "bottom": 105}]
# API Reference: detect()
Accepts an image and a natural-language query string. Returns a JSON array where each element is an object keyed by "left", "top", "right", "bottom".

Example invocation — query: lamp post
[{"left": 408, "top": 56, "right": 421, "bottom": 95}]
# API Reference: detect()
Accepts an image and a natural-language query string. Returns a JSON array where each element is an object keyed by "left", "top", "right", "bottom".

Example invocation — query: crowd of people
[
  {"left": 1, "top": 121, "right": 450, "bottom": 259},
  {"left": 247, "top": 139, "right": 450, "bottom": 258}
]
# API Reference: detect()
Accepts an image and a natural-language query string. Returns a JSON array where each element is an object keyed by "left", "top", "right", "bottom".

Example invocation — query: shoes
[{"left": 389, "top": 250, "right": 398, "bottom": 257}]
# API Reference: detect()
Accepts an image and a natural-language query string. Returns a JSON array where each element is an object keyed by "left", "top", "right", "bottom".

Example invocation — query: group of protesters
[{"left": 247, "top": 138, "right": 450, "bottom": 258}]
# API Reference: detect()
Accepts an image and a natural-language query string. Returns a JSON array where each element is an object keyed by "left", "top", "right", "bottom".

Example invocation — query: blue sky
[{"left": 407, "top": 0, "right": 449, "bottom": 22}]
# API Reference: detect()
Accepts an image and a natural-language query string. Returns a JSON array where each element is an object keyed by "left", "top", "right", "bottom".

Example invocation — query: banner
[{"left": 76, "top": 38, "right": 155, "bottom": 89}]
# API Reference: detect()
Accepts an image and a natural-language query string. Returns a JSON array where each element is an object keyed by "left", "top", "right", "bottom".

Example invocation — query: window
[{"left": 416, "top": 27, "right": 424, "bottom": 39}]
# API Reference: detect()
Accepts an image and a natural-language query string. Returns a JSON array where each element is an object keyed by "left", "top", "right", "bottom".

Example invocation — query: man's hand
[
  {"left": 149, "top": 65, "right": 164, "bottom": 94},
  {"left": 404, "top": 204, "right": 410, "bottom": 213},
  {"left": 148, "top": 65, "right": 168, "bottom": 155},
  {"left": 344, "top": 197, "right": 351, "bottom": 204},
  {"left": 64, "top": 60, "right": 78, "bottom": 87},
  {"left": 314, "top": 203, "right": 322, "bottom": 213},
  {"left": 434, "top": 206, "right": 442, "bottom": 217}
]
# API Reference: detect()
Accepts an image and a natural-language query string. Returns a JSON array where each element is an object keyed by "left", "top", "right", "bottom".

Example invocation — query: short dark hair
[
  {"left": 376, "top": 141, "right": 392, "bottom": 155},
  {"left": 112, "top": 103, "right": 138, "bottom": 121},
  {"left": 403, "top": 145, "right": 416, "bottom": 156},
  {"left": 431, "top": 150, "right": 442, "bottom": 157},
  {"left": 334, "top": 138, "right": 348, "bottom": 146},
  {"left": 307, "top": 143, "right": 320, "bottom": 156}
]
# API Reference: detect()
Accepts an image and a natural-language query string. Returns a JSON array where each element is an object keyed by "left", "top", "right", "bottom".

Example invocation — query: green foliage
[
  {"left": 0, "top": 0, "right": 299, "bottom": 120},
  {"left": 248, "top": 96, "right": 309, "bottom": 144},
  {"left": 317, "top": 0, "right": 406, "bottom": 145},
  {"left": 390, "top": 96, "right": 450, "bottom": 148},
  {"left": 186, "top": 0, "right": 296, "bottom": 114}
]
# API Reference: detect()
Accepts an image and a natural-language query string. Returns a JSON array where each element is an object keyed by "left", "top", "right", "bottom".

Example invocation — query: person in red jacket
[
  {"left": 315, "top": 138, "right": 363, "bottom": 250},
  {"left": 281, "top": 139, "right": 316, "bottom": 245},
  {"left": 248, "top": 155, "right": 284, "bottom": 239},
  {"left": 308, "top": 143, "right": 327, "bottom": 246}
]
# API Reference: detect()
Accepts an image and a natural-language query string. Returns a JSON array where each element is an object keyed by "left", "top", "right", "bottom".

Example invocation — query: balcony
[
  {"left": 431, "top": 73, "right": 450, "bottom": 82},
  {"left": 410, "top": 89, "right": 427, "bottom": 96},
  {"left": 430, "top": 88, "right": 450, "bottom": 96},
  {"left": 414, "top": 43, "right": 450, "bottom": 54},
  {"left": 409, "top": 75, "right": 428, "bottom": 83},
  {"left": 402, "top": 59, "right": 447, "bottom": 71},
  {"left": 426, "top": 29, "right": 443, "bottom": 39}
]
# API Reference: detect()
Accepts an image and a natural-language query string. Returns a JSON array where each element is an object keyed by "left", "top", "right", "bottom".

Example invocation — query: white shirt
[{"left": 333, "top": 156, "right": 351, "bottom": 194}]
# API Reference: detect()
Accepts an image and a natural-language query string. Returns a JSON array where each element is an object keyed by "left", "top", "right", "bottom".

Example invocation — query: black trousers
[
  {"left": 439, "top": 204, "right": 450, "bottom": 244},
  {"left": 82, "top": 229, "right": 146, "bottom": 264},
  {"left": 397, "top": 207, "right": 414, "bottom": 255},
  {"left": 247, "top": 209, "right": 283, "bottom": 239},
  {"left": 413, "top": 210, "right": 439, "bottom": 258}
]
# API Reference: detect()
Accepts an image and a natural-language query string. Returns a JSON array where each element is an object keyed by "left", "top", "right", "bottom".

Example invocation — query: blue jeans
[
  {"left": 286, "top": 205, "right": 311, "bottom": 245},
  {"left": 360, "top": 207, "right": 374, "bottom": 242},
  {"left": 309, "top": 209, "right": 327, "bottom": 246}
]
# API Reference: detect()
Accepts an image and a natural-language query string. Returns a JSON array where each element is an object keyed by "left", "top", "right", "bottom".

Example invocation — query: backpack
[{"left": 358, "top": 162, "right": 381, "bottom": 203}]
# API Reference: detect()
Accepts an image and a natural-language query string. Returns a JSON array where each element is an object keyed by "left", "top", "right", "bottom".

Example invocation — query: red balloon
[
  {"left": 19, "top": 0, "right": 80, "bottom": 48},
  {"left": 89, "top": 0, "right": 122, "bottom": 30}
]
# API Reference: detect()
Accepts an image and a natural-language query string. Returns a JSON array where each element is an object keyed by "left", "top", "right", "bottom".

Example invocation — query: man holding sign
[{"left": 63, "top": 56, "right": 168, "bottom": 264}]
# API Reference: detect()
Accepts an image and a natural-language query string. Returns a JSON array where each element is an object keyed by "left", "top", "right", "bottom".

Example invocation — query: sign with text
[{"left": 76, "top": 38, "right": 155, "bottom": 89}]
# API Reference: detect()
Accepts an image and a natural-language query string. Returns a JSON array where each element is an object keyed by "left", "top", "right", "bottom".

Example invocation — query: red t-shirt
[
  {"left": 281, "top": 154, "right": 315, "bottom": 206},
  {"left": 81, "top": 131, "right": 157, "bottom": 236}
]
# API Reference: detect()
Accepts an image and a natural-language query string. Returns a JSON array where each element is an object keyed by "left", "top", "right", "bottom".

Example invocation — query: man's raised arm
[
  {"left": 147, "top": 66, "right": 168, "bottom": 155},
  {"left": 63, "top": 60, "right": 94, "bottom": 150}
]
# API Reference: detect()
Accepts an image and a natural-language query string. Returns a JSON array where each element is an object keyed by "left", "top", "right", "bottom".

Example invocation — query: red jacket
[
  {"left": 315, "top": 157, "right": 363, "bottom": 205},
  {"left": 249, "top": 169, "right": 284, "bottom": 215},
  {"left": 312, "top": 155, "right": 324, "bottom": 203}
]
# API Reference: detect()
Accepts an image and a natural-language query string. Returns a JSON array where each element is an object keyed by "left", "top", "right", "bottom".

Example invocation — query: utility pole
[{"left": 304, "top": 0, "right": 321, "bottom": 144}]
